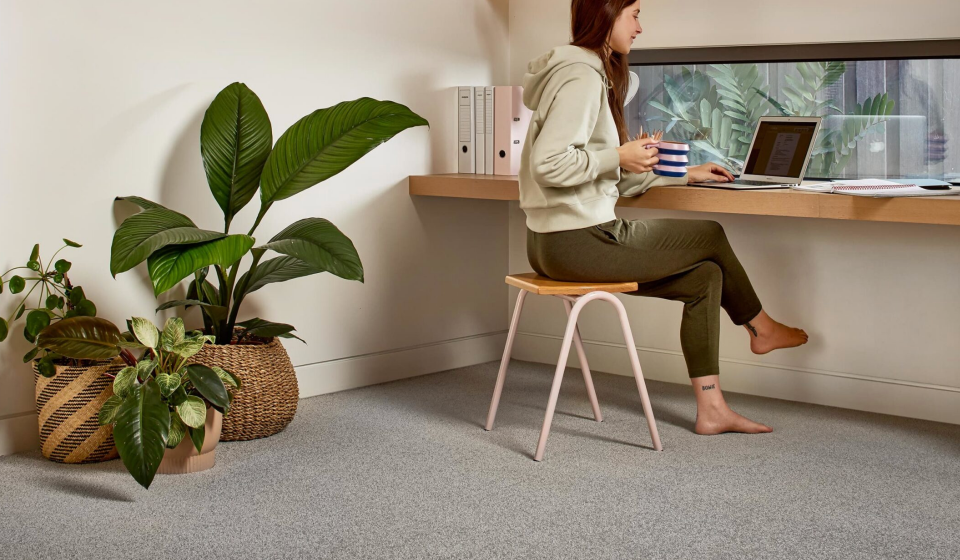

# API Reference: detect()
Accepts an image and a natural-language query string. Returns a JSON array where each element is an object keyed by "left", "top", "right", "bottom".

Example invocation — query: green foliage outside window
[{"left": 644, "top": 61, "right": 894, "bottom": 178}]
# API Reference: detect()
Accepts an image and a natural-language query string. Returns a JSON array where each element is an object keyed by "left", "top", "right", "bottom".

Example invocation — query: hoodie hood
[{"left": 522, "top": 45, "right": 609, "bottom": 111}]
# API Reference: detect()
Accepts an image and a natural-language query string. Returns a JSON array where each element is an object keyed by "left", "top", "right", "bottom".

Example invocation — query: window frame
[
  {"left": 627, "top": 39, "right": 960, "bottom": 181},
  {"left": 628, "top": 39, "right": 960, "bottom": 66}
]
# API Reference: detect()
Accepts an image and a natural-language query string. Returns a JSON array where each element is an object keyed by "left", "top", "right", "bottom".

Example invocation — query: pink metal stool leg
[
  {"left": 561, "top": 298, "right": 602, "bottom": 423},
  {"left": 533, "top": 296, "right": 589, "bottom": 461},
  {"left": 485, "top": 290, "right": 528, "bottom": 431},
  {"left": 604, "top": 293, "right": 663, "bottom": 452}
]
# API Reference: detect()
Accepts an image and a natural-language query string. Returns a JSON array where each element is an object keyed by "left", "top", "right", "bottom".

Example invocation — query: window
[{"left": 628, "top": 41, "right": 960, "bottom": 181}]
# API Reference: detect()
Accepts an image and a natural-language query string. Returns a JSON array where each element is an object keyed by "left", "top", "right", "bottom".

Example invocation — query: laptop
[{"left": 688, "top": 116, "right": 823, "bottom": 190}]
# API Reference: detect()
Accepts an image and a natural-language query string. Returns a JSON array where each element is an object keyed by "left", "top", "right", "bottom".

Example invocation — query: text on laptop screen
[{"left": 742, "top": 122, "right": 818, "bottom": 178}]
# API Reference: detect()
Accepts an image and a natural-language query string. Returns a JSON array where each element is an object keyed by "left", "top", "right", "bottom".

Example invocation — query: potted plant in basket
[
  {"left": 98, "top": 317, "right": 239, "bottom": 489},
  {"left": 110, "top": 82, "right": 428, "bottom": 440},
  {"left": 0, "top": 240, "right": 129, "bottom": 463}
]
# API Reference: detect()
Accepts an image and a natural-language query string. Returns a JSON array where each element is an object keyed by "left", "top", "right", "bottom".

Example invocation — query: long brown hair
[{"left": 570, "top": 0, "right": 633, "bottom": 145}]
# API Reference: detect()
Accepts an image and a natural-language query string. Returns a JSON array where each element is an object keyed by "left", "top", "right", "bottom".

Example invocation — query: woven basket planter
[
  {"left": 189, "top": 335, "right": 298, "bottom": 441},
  {"left": 33, "top": 358, "right": 123, "bottom": 464}
]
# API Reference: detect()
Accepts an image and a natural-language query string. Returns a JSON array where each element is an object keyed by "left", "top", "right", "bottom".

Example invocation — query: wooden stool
[{"left": 485, "top": 273, "right": 663, "bottom": 461}]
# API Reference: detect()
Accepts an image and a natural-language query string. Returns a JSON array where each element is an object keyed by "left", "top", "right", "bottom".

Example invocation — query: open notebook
[{"left": 792, "top": 179, "right": 960, "bottom": 198}]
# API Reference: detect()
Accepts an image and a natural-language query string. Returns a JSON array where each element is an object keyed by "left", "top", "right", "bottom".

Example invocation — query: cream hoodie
[{"left": 519, "top": 45, "right": 686, "bottom": 233}]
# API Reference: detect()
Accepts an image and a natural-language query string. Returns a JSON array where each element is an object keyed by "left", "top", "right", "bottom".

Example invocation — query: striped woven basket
[
  {"left": 189, "top": 335, "right": 298, "bottom": 441},
  {"left": 33, "top": 358, "right": 123, "bottom": 464}
]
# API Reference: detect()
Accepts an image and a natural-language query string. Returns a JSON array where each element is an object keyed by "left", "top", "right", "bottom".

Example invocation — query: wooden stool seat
[
  {"left": 505, "top": 273, "right": 638, "bottom": 296},
  {"left": 487, "top": 273, "right": 663, "bottom": 461}
]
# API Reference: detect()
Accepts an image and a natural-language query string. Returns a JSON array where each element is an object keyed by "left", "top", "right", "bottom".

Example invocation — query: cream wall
[
  {"left": 0, "top": 0, "right": 511, "bottom": 455},
  {"left": 507, "top": 0, "right": 960, "bottom": 424}
]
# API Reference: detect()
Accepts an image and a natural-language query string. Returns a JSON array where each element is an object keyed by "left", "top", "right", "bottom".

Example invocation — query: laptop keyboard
[{"left": 733, "top": 179, "right": 779, "bottom": 186}]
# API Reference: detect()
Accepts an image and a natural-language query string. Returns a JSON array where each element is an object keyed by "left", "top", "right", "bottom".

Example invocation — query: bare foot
[
  {"left": 695, "top": 405, "right": 773, "bottom": 435},
  {"left": 744, "top": 309, "right": 808, "bottom": 355}
]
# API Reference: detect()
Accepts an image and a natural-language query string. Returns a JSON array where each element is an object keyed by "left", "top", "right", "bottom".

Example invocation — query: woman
[{"left": 519, "top": 0, "right": 809, "bottom": 435}]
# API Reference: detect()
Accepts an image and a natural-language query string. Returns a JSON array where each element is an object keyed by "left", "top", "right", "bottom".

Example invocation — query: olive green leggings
[{"left": 527, "top": 218, "right": 763, "bottom": 378}]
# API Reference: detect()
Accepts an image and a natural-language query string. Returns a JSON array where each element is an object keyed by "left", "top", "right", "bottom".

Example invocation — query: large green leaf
[
  {"left": 185, "top": 364, "right": 230, "bottom": 410},
  {"left": 25, "top": 310, "right": 51, "bottom": 342},
  {"left": 157, "top": 299, "right": 218, "bottom": 311},
  {"left": 161, "top": 317, "right": 185, "bottom": 350},
  {"left": 156, "top": 372, "right": 181, "bottom": 397},
  {"left": 258, "top": 98, "right": 428, "bottom": 210},
  {"left": 114, "top": 196, "right": 196, "bottom": 225},
  {"left": 111, "top": 208, "right": 225, "bottom": 276},
  {"left": 259, "top": 218, "right": 362, "bottom": 282},
  {"left": 35, "top": 317, "right": 122, "bottom": 360},
  {"left": 98, "top": 395, "right": 123, "bottom": 426},
  {"left": 130, "top": 317, "right": 160, "bottom": 348},
  {"left": 167, "top": 413, "right": 187, "bottom": 449},
  {"left": 188, "top": 424, "right": 205, "bottom": 455},
  {"left": 114, "top": 367, "right": 139, "bottom": 399},
  {"left": 113, "top": 379, "right": 170, "bottom": 489},
  {"left": 171, "top": 337, "right": 206, "bottom": 359},
  {"left": 236, "top": 318, "right": 303, "bottom": 342},
  {"left": 146, "top": 235, "right": 255, "bottom": 296},
  {"left": 201, "top": 83, "right": 273, "bottom": 229},
  {"left": 236, "top": 255, "right": 322, "bottom": 298},
  {"left": 176, "top": 396, "right": 207, "bottom": 428},
  {"left": 211, "top": 365, "right": 240, "bottom": 389}
]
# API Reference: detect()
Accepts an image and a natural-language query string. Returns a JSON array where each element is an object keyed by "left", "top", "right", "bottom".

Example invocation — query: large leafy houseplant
[
  {"left": 111, "top": 83, "right": 429, "bottom": 344},
  {"left": 0, "top": 240, "right": 127, "bottom": 374},
  {"left": 98, "top": 317, "right": 239, "bottom": 489}
]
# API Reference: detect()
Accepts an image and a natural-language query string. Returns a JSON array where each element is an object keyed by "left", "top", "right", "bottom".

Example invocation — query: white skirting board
[
  {"left": 0, "top": 413, "right": 40, "bottom": 457},
  {"left": 295, "top": 331, "right": 507, "bottom": 399},
  {"left": 510, "top": 331, "right": 960, "bottom": 426},
  {"left": 0, "top": 331, "right": 508, "bottom": 458}
]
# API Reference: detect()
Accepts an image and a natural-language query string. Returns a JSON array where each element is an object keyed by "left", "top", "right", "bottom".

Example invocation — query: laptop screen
[{"left": 742, "top": 121, "right": 819, "bottom": 178}]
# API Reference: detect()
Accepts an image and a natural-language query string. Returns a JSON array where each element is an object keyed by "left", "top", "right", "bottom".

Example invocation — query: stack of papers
[{"left": 792, "top": 179, "right": 960, "bottom": 198}]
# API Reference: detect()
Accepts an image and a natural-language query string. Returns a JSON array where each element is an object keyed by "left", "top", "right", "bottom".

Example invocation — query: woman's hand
[
  {"left": 616, "top": 137, "right": 659, "bottom": 174},
  {"left": 686, "top": 163, "right": 735, "bottom": 184}
]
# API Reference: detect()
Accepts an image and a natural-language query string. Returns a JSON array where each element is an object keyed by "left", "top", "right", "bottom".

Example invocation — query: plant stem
[
  {"left": 226, "top": 250, "right": 263, "bottom": 335},
  {"left": 218, "top": 261, "right": 242, "bottom": 342},
  {"left": 46, "top": 244, "right": 68, "bottom": 274},
  {"left": 247, "top": 205, "right": 270, "bottom": 237},
  {"left": 119, "top": 349, "right": 137, "bottom": 367},
  {"left": 7, "top": 281, "right": 40, "bottom": 324},
  {"left": 212, "top": 265, "right": 230, "bottom": 344},
  {"left": 214, "top": 266, "right": 228, "bottom": 303},
  {"left": 49, "top": 283, "right": 68, "bottom": 298},
  {"left": 0, "top": 266, "right": 29, "bottom": 278}
]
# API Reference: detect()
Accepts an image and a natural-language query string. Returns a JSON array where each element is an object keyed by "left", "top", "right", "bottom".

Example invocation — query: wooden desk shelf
[{"left": 409, "top": 174, "right": 960, "bottom": 227}]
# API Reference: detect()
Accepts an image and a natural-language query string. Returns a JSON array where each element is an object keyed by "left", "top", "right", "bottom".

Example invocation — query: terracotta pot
[
  {"left": 33, "top": 358, "right": 123, "bottom": 464},
  {"left": 157, "top": 407, "right": 222, "bottom": 474},
  {"left": 190, "top": 334, "right": 298, "bottom": 441}
]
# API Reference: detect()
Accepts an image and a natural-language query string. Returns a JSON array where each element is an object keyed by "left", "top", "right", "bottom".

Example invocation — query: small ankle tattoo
[
  {"left": 701, "top": 384, "right": 716, "bottom": 391},
  {"left": 745, "top": 322, "right": 758, "bottom": 337}
]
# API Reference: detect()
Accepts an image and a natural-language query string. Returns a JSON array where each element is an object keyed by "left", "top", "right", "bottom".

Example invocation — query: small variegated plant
[{"left": 98, "top": 316, "right": 240, "bottom": 489}]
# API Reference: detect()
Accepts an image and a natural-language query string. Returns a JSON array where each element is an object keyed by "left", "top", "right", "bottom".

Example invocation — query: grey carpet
[{"left": 1, "top": 360, "right": 958, "bottom": 560}]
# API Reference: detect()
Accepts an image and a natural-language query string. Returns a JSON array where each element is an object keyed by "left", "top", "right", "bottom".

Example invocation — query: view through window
[{"left": 628, "top": 57, "right": 958, "bottom": 181}]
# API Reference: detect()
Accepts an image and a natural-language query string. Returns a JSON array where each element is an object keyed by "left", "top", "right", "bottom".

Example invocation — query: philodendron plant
[
  {"left": 98, "top": 317, "right": 239, "bottom": 489},
  {"left": 110, "top": 83, "right": 429, "bottom": 344},
  {"left": 1, "top": 240, "right": 126, "bottom": 374}
]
